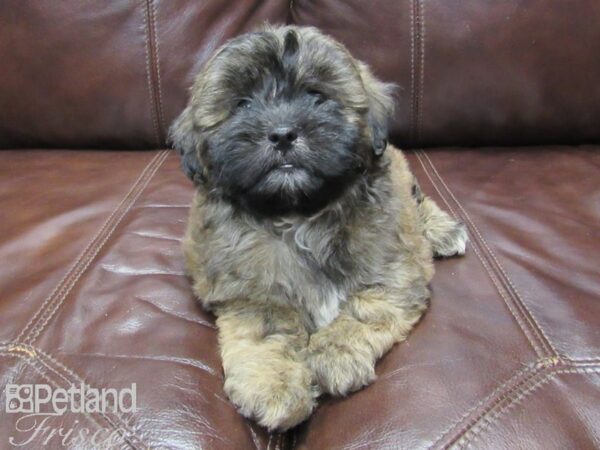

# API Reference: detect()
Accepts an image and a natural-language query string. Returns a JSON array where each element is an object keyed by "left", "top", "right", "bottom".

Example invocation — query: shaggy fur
[{"left": 170, "top": 25, "right": 467, "bottom": 431}]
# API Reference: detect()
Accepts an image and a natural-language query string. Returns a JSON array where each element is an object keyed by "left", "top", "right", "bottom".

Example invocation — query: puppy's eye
[
  {"left": 308, "top": 89, "right": 327, "bottom": 105},
  {"left": 236, "top": 99, "right": 251, "bottom": 109}
]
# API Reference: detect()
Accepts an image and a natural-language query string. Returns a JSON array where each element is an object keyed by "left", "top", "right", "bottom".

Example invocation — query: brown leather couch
[{"left": 1, "top": 1, "right": 599, "bottom": 449}]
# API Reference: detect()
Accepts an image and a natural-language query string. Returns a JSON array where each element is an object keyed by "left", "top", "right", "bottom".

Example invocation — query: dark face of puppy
[{"left": 170, "top": 26, "right": 394, "bottom": 217}]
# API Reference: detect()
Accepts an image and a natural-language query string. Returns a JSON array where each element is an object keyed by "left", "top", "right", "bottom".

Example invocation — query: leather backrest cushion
[
  {"left": 0, "top": 0, "right": 288, "bottom": 149},
  {"left": 1, "top": 0, "right": 599, "bottom": 149},
  {"left": 294, "top": 0, "right": 600, "bottom": 147}
]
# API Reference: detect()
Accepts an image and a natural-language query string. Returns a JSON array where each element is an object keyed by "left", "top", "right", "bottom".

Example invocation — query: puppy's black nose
[{"left": 268, "top": 127, "right": 298, "bottom": 148}]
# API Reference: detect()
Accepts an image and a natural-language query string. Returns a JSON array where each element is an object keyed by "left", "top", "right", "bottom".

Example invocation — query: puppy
[{"left": 170, "top": 25, "right": 467, "bottom": 431}]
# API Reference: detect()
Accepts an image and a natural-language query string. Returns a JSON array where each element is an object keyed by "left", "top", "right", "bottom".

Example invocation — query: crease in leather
[
  {"left": 0, "top": 342, "right": 149, "bottom": 450},
  {"left": 129, "top": 229, "right": 183, "bottom": 241},
  {"left": 14, "top": 150, "right": 170, "bottom": 346},
  {"left": 134, "top": 295, "right": 217, "bottom": 330},
  {"left": 414, "top": 150, "right": 557, "bottom": 359},
  {"left": 61, "top": 351, "right": 221, "bottom": 378},
  {"left": 99, "top": 262, "right": 186, "bottom": 277}
]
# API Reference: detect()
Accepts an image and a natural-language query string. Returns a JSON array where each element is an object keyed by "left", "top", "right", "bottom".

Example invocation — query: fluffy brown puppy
[{"left": 170, "top": 25, "right": 467, "bottom": 431}]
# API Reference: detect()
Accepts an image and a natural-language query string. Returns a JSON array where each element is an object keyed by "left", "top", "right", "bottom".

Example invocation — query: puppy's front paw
[
  {"left": 223, "top": 358, "right": 317, "bottom": 431},
  {"left": 431, "top": 221, "right": 468, "bottom": 257},
  {"left": 308, "top": 333, "right": 376, "bottom": 396}
]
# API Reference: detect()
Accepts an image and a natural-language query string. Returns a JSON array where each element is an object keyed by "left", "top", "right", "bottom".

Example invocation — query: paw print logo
[{"left": 5, "top": 384, "right": 34, "bottom": 413}]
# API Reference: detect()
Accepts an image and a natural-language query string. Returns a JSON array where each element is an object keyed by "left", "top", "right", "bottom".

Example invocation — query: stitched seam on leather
[
  {"left": 5, "top": 344, "right": 148, "bottom": 450},
  {"left": 149, "top": 0, "right": 166, "bottom": 136},
  {"left": 0, "top": 350, "right": 107, "bottom": 439},
  {"left": 563, "top": 356, "right": 600, "bottom": 364},
  {"left": 142, "top": 0, "right": 162, "bottom": 147},
  {"left": 455, "top": 366, "right": 600, "bottom": 449},
  {"left": 409, "top": 0, "right": 425, "bottom": 145},
  {"left": 428, "top": 362, "right": 542, "bottom": 448},
  {"left": 26, "top": 150, "right": 169, "bottom": 345},
  {"left": 417, "top": 151, "right": 555, "bottom": 356},
  {"left": 17, "top": 150, "right": 169, "bottom": 346},
  {"left": 434, "top": 363, "right": 551, "bottom": 450},
  {"left": 420, "top": 151, "right": 558, "bottom": 357},
  {"left": 14, "top": 151, "right": 165, "bottom": 343},
  {"left": 417, "top": 0, "right": 425, "bottom": 143},
  {"left": 415, "top": 151, "right": 545, "bottom": 357},
  {"left": 409, "top": 0, "right": 416, "bottom": 145},
  {"left": 437, "top": 358, "right": 597, "bottom": 449}
]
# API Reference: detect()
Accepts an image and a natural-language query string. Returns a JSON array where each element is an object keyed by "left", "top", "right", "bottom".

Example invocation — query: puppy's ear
[
  {"left": 358, "top": 63, "right": 396, "bottom": 156},
  {"left": 168, "top": 105, "right": 205, "bottom": 185}
]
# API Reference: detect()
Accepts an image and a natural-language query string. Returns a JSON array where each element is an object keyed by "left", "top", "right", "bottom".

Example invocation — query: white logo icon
[{"left": 6, "top": 385, "right": 34, "bottom": 413}]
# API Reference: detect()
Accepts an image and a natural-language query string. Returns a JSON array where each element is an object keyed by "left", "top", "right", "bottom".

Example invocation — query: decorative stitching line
[
  {"left": 413, "top": 150, "right": 599, "bottom": 449},
  {"left": 417, "top": 0, "right": 425, "bottom": 144},
  {"left": 409, "top": 0, "right": 425, "bottom": 146},
  {"left": 440, "top": 364, "right": 550, "bottom": 449},
  {"left": 26, "top": 150, "right": 169, "bottom": 345},
  {"left": 148, "top": 0, "right": 166, "bottom": 137},
  {"left": 409, "top": 0, "right": 417, "bottom": 145},
  {"left": 432, "top": 358, "right": 599, "bottom": 449},
  {"left": 414, "top": 151, "right": 545, "bottom": 357},
  {"left": 428, "top": 363, "right": 541, "bottom": 448},
  {"left": 14, "top": 151, "right": 164, "bottom": 343},
  {"left": 419, "top": 151, "right": 558, "bottom": 357},
  {"left": 456, "top": 365, "right": 600, "bottom": 449},
  {"left": 16, "top": 150, "right": 169, "bottom": 346},
  {"left": 142, "top": 0, "right": 163, "bottom": 147},
  {"left": 562, "top": 356, "right": 600, "bottom": 364}
]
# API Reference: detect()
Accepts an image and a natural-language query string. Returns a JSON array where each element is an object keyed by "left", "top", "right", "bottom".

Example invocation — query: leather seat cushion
[{"left": 0, "top": 147, "right": 598, "bottom": 449}]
